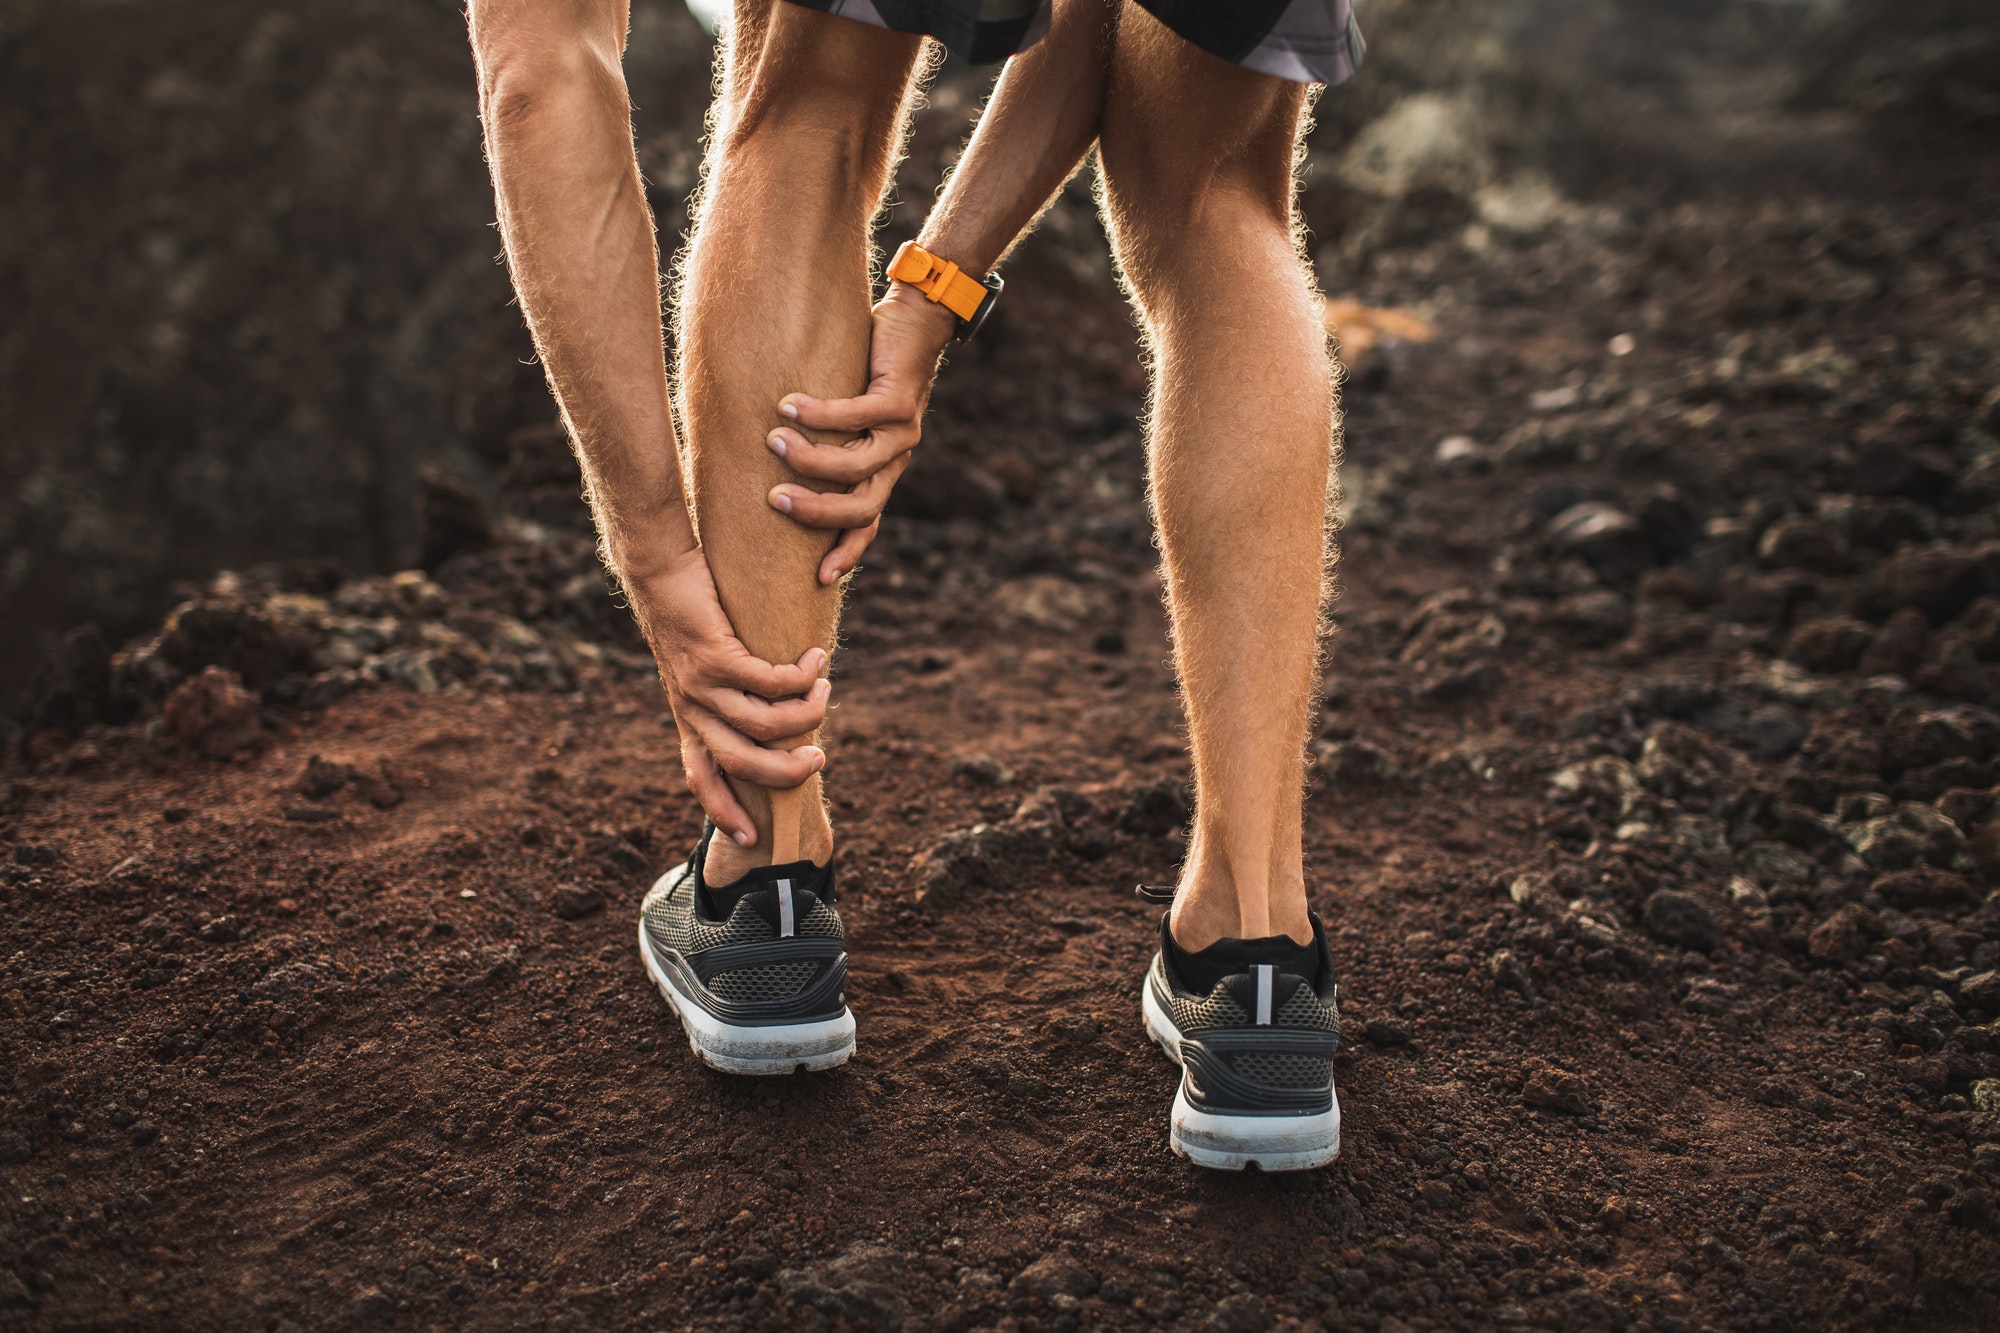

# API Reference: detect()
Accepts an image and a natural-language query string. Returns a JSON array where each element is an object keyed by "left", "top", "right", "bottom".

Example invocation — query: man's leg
[
  {"left": 1097, "top": 4, "right": 1334, "bottom": 949},
  {"left": 675, "top": 3, "right": 928, "bottom": 880}
]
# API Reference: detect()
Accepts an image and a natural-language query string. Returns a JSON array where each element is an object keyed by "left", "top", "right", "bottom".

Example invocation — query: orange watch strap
[{"left": 888, "top": 241, "right": 990, "bottom": 324}]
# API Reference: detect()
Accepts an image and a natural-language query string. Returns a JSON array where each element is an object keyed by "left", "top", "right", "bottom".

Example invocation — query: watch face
[{"left": 958, "top": 274, "right": 1004, "bottom": 343}]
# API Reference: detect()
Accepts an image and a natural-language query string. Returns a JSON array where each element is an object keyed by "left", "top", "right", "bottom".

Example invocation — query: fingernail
[
  {"left": 772, "top": 491, "right": 793, "bottom": 514},
  {"left": 779, "top": 400, "right": 799, "bottom": 419},
  {"left": 732, "top": 829, "right": 751, "bottom": 846},
  {"left": 767, "top": 433, "right": 788, "bottom": 458},
  {"left": 806, "top": 748, "right": 826, "bottom": 773}
]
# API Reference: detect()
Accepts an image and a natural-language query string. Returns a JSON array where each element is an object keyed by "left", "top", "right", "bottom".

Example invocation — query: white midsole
[
  {"left": 637, "top": 917, "right": 854, "bottom": 1073},
  {"left": 1141, "top": 966, "right": 1341, "bottom": 1171}
]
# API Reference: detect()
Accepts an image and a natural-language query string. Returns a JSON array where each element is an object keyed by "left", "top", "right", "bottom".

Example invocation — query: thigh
[
  {"left": 1098, "top": 0, "right": 1305, "bottom": 215},
  {"left": 721, "top": 0, "right": 929, "bottom": 126}
]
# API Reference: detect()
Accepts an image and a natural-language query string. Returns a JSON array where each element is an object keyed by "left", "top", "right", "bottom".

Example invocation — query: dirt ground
[{"left": 8, "top": 23, "right": 2000, "bottom": 1333}]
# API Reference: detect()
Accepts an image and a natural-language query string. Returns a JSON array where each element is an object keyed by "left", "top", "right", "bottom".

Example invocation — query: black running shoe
[
  {"left": 638, "top": 824, "right": 854, "bottom": 1075},
  {"left": 1138, "top": 888, "right": 1342, "bottom": 1170}
]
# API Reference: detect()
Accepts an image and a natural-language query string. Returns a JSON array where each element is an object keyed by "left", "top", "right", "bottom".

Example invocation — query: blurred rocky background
[{"left": 4, "top": 0, "right": 1997, "bottom": 717}]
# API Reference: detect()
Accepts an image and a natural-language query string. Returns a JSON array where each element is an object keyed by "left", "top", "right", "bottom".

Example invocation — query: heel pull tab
[
  {"left": 1254, "top": 964, "right": 1275, "bottom": 1025},
  {"left": 777, "top": 879, "right": 795, "bottom": 938},
  {"left": 1134, "top": 884, "right": 1177, "bottom": 904}
]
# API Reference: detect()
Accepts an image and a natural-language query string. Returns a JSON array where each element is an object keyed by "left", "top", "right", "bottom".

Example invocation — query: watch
[{"left": 886, "top": 241, "right": 1003, "bottom": 343}]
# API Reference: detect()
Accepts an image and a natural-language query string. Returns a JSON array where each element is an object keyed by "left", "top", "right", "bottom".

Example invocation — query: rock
[
  {"left": 1637, "top": 487, "right": 1701, "bottom": 560},
  {"left": 1012, "top": 785, "right": 1095, "bottom": 831},
  {"left": 1523, "top": 1064, "right": 1591, "bottom": 1115},
  {"left": 1635, "top": 722, "right": 1748, "bottom": 801},
  {"left": 1784, "top": 617, "right": 1875, "bottom": 673},
  {"left": 296, "top": 754, "right": 354, "bottom": 799},
  {"left": 1547, "top": 755, "right": 1638, "bottom": 811},
  {"left": 550, "top": 885, "right": 603, "bottom": 920},
  {"left": 730, "top": 1247, "right": 780, "bottom": 1281},
  {"left": 1873, "top": 867, "right": 1977, "bottom": 909},
  {"left": 1972, "top": 820, "right": 2000, "bottom": 879},
  {"left": 1118, "top": 776, "right": 1192, "bottom": 838},
  {"left": 1861, "top": 543, "right": 2000, "bottom": 626},
  {"left": 1434, "top": 434, "right": 1486, "bottom": 472},
  {"left": 1642, "top": 889, "right": 1719, "bottom": 953},
  {"left": 1487, "top": 948, "right": 1537, "bottom": 1001},
  {"left": 162, "top": 665, "right": 265, "bottom": 759},
  {"left": 155, "top": 598, "right": 320, "bottom": 692},
  {"left": 1959, "top": 971, "right": 2000, "bottom": 1014},
  {"left": 129, "top": 1120, "right": 159, "bottom": 1146},
  {"left": 1398, "top": 593, "right": 1507, "bottom": 694},
  {"left": 1339, "top": 92, "right": 1492, "bottom": 196},
  {"left": 1315, "top": 738, "right": 1398, "bottom": 787},
  {"left": 1207, "top": 1293, "right": 1272, "bottom": 1333},
  {"left": 1759, "top": 515, "right": 1847, "bottom": 571},
  {"left": 20, "top": 623, "right": 116, "bottom": 740},
  {"left": 1852, "top": 438, "right": 1957, "bottom": 500},
  {"left": 1808, "top": 904, "right": 1875, "bottom": 964},
  {"left": 1861, "top": 607, "right": 1931, "bottom": 677},
  {"left": 1973, "top": 1079, "right": 2000, "bottom": 1114},
  {"left": 950, "top": 754, "right": 1013, "bottom": 787},
  {"left": 417, "top": 464, "right": 493, "bottom": 569},
  {"left": 1551, "top": 590, "right": 1633, "bottom": 643},
  {"left": 1707, "top": 702, "right": 1808, "bottom": 761},
  {"left": 1010, "top": 1254, "right": 1095, "bottom": 1301},
  {"left": 1364, "top": 1018, "right": 1412, "bottom": 1047},
  {"left": 1956, "top": 598, "right": 2000, "bottom": 661},
  {"left": 1682, "top": 977, "right": 1751, "bottom": 1017},
  {"left": 1548, "top": 502, "right": 1652, "bottom": 580},
  {"left": 910, "top": 823, "right": 1052, "bottom": 907},
  {"left": 252, "top": 963, "right": 327, "bottom": 1001},
  {"left": 1937, "top": 787, "right": 1995, "bottom": 830},
  {"left": 1847, "top": 802, "right": 1965, "bottom": 869},
  {"left": 1915, "top": 636, "right": 1992, "bottom": 703}
]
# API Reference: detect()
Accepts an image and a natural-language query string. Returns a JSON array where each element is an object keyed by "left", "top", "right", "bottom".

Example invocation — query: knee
[
  {"left": 1105, "top": 168, "right": 1293, "bottom": 296},
  {"left": 469, "top": 1, "right": 624, "bottom": 130},
  {"left": 717, "top": 12, "right": 919, "bottom": 153}
]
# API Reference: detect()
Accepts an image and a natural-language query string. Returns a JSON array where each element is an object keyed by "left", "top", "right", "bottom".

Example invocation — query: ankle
[
  {"left": 702, "top": 817, "right": 834, "bottom": 886},
  {"left": 1170, "top": 871, "right": 1310, "bottom": 951}
]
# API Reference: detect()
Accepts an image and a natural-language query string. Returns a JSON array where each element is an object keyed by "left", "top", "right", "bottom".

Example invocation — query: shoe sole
[
  {"left": 1141, "top": 977, "right": 1341, "bottom": 1172},
  {"left": 638, "top": 917, "right": 855, "bottom": 1076}
]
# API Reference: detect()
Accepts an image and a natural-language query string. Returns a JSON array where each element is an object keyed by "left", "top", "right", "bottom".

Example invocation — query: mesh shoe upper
[
  {"left": 641, "top": 827, "right": 848, "bottom": 1024},
  {"left": 1150, "top": 912, "right": 1341, "bottom": 1113}
]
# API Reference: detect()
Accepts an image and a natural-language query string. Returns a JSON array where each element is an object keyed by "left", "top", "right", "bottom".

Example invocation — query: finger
[
  {"left": 779, "top": 387, "right": 916, "bottom": 435},
  {"left": 679, "top": 729, "right": 756, "bottom": 847},
  {"left": 820, "top": 520, "right": 879, "bottom": 586},
  {"left": 690, "top": 710, "right": 828, "bottom": 789},
  {"left": 696, "top": 644, "right": 828, "bottom": 702},
  {"left": 768, "top": 426, "right": 916, "bottom": 486},
  {"left": 770, "top": 464, "right": 901, "bottom": 532},
  {"left": 693, "top": 677, "right": 831, "bottom": 743}
]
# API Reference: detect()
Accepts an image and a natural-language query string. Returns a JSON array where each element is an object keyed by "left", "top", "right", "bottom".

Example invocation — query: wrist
[{"left": 881, "top": 281, "right": 961, "bottom": 348}]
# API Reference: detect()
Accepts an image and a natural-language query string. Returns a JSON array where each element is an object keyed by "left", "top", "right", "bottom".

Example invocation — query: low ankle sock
[
  {"left": 694, "top": 827, "right": 835, "bottom": 917},
  {"left": 1166, "top": 923, "right": 1319, "bottom": 995}
]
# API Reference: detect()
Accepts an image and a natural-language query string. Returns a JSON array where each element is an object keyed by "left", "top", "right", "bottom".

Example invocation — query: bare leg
[
  {"left": 1097, "top": 4, "right": 1335, "bottom": 948},
  {"left": 676, "top": 3, "right": 927, "bottom": 879}
]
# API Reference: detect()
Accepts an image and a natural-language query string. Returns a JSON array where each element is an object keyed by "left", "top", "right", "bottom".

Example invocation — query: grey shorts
[{"left": 782, "top": 0, "right": 1364, "bottom": 85}]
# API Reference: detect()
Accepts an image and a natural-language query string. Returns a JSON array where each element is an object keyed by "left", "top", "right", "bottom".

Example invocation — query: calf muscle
[{"left": 673, "top": 3, "right": 928, "bottom": 872}]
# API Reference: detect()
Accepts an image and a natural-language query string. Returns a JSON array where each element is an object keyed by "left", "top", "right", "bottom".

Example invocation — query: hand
[
  {"left": 768, "top": 284, "right": 959, "bottom": 585},
  {"left": 621, "top": 542, "right": 830, "bottom": 848}
]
